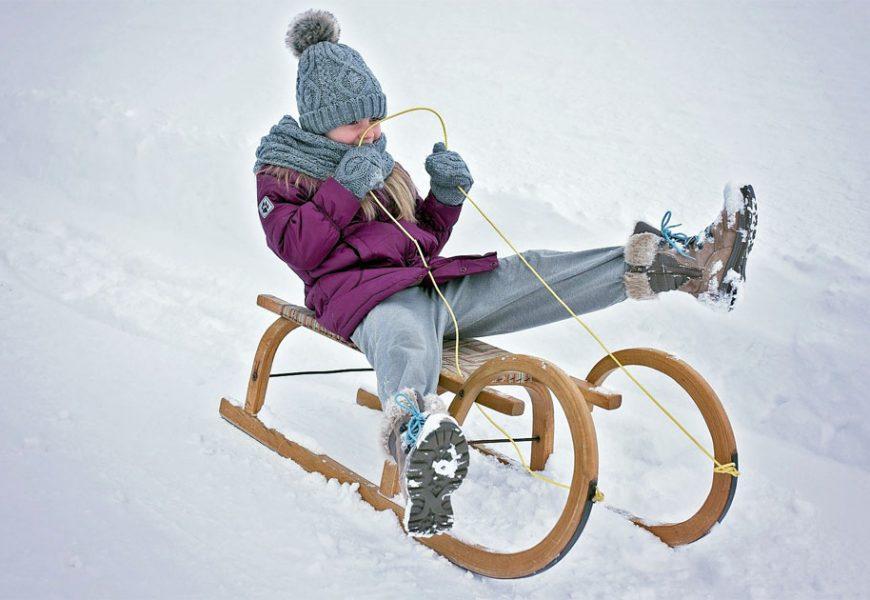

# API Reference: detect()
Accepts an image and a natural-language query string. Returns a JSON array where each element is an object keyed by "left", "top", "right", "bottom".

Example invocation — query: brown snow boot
[{"left": 624, "top": 183, "right": 758, "bottom": 309}]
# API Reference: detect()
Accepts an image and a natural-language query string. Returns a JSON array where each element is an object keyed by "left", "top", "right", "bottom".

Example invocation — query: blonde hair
[{"left": 257, "top": 161, "right": 419, "bottom": 223}]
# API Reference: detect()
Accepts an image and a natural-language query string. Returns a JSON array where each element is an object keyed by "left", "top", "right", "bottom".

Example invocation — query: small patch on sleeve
[{"left": 258, "top": 196, "right": 275, "bottom": 219}]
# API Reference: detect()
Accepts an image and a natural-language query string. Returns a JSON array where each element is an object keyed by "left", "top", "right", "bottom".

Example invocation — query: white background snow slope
[{"left": 1, "top": 1, "right": 868, "bottom": 598}]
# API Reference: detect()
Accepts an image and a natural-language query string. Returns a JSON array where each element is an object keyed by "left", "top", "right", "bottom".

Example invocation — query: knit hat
[{"left": 286, "top": 9, "right": 388, "bottom": 134}]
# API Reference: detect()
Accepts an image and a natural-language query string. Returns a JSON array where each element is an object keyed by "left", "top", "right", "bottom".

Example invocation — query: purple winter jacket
[{"left": 256, "top": 167, "right": 500, "bottom": 341}]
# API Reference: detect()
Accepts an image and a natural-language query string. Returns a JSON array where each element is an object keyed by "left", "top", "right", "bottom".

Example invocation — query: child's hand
[
  {"left": 424, "top": 142, "right": 474, "bottom": 206},
  {"left": 334, "top": 144, "right": 388, "bottom": 199}
]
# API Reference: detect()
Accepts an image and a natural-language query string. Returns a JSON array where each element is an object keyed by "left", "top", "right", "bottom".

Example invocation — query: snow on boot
[
  {"left": 380, "top": 388, "right": 470, "bottom": 537},
  {"left": 624, "top": 183, "right": 758, "bottom": 310}
]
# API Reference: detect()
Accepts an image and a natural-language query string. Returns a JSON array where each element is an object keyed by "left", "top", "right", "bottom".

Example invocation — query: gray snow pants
[{"left": 349, "top": 247, "right": 628, "bottom": 410}]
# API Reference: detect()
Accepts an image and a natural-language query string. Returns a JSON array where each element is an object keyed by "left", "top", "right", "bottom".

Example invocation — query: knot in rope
[
  {"left": 394, "top": 391, "right": 426, "bottom": 449},
  {"left": 660, "top": 210, "right": 697, "bottom": 259},
  {"left": 713, "top": 462, "right": 740, "bottom": 477}
]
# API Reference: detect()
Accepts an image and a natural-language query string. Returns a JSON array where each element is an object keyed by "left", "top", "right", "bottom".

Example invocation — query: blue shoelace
[
  {"left": 394, "top": 391, "right": 426, "bottom": 449},
  {"left": 660, "top": 210, "right": 699, "bottom": 259}
]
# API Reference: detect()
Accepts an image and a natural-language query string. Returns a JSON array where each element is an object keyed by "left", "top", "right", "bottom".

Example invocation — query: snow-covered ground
[{"left": 2, "top": 1, "right": 868, "bottom": 597}]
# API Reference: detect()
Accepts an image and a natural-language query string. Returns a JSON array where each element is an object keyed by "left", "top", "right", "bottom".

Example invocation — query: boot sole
[
  {"left": 403, "top": 419, "right": 470, "bottom": 537},
  {"left": 720, "top": 184, "right": 758, "bottom": 309}
]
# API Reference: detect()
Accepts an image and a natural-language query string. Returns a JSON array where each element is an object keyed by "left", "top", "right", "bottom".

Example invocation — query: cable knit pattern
[
  {"left": 252, "top": 114, "right": 394, "bottom": 181},
  {"left": 293, "top": 25, "right": 387, "bottom": 133},
  {"left": 424, "top": 142, "right": 474, "bottom": 206},
  {"left": 333, "top": 144, "right": 389, "bottom": 199}
]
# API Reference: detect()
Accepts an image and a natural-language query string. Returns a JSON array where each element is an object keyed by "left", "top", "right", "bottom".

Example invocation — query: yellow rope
[{"left": 357, "top": 107, "right": 739, "bottom": 489}]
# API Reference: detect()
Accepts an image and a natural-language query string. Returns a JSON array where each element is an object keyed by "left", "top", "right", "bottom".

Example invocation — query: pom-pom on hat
[{"left": 286, "top": 9, "right": 387, "bottom": 135}]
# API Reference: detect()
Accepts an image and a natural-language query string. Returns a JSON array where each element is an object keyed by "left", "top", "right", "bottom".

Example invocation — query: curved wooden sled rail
[
  {"left": 218, "top": 307, "right": 738, "bottom": 578},
  {"left": 585, "top": 348, "right": 738, "bottom": 546}
]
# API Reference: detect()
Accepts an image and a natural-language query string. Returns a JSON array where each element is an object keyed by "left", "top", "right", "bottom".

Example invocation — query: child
[{"left": 253, "top": 9, "right": 757, "bottom": 537}]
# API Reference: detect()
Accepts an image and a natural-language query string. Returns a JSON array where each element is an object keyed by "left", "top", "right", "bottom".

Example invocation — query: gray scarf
[{"left": 253, "top": 114, "right": 394, "bottom": 180}]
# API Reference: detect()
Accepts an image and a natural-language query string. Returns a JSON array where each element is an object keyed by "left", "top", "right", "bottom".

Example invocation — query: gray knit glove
[
  {"left": 424, "top": 142, "right": 474, "bottom": 206},
  {"left": 334, "top": 144, "right": 388, "bottom": 199}
]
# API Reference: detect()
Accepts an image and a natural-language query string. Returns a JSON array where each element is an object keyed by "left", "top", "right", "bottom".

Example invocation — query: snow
[
  {"left": 432, "top": 445, "right": 461, "bottom": 479},
  {"left": 413, "top": 412, "right": 453, "bottom": 451},
  {"left": 1, "top": 1, "right": 869, "bottom": 597},
  {"left": 589, "top": 384, "right": 618, "bottom": 396},
  {"left": 722, "top": 181, "right": 747, "bottom": 227}
]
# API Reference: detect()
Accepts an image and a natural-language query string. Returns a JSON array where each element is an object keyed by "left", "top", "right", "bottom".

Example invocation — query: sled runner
[{"left": 219, "top": 294, "right": 738, "bottom": 579}]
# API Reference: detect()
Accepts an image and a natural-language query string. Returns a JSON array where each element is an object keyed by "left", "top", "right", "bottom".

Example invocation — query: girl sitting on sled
[{"left": 252, "top": 9, "right": 757, "bottom": 537}]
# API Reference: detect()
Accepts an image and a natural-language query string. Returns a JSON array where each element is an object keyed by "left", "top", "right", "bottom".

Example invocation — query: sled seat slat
[
  {"left": 257, "top": 294, "right": 354, "bottom": 349},
  {"left": 256, "top": 294, "right": 621, "bottom": 412},
  {"left": 256, "top": 294, "right": 531, "bottom": 383}
]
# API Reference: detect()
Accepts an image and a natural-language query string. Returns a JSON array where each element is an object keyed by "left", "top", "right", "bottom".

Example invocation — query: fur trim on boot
[
  {"left": 624, "top": 232, "right": 660, "bottom": 300},
  {"left": 379, "top": 387, "right": 418, "bottom": 463},
  {"left": 419, "top": 392, "right": 448, "bottom": 415}
]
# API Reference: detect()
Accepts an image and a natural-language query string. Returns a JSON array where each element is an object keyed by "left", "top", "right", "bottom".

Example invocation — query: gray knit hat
[{"left": 286, "top": 9, "right": 388, "bottom": 134}]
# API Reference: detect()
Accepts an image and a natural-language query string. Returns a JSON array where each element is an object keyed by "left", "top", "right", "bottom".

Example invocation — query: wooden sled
[{"left": 219, "top": 294, "right": 738, "bottom": 579}]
